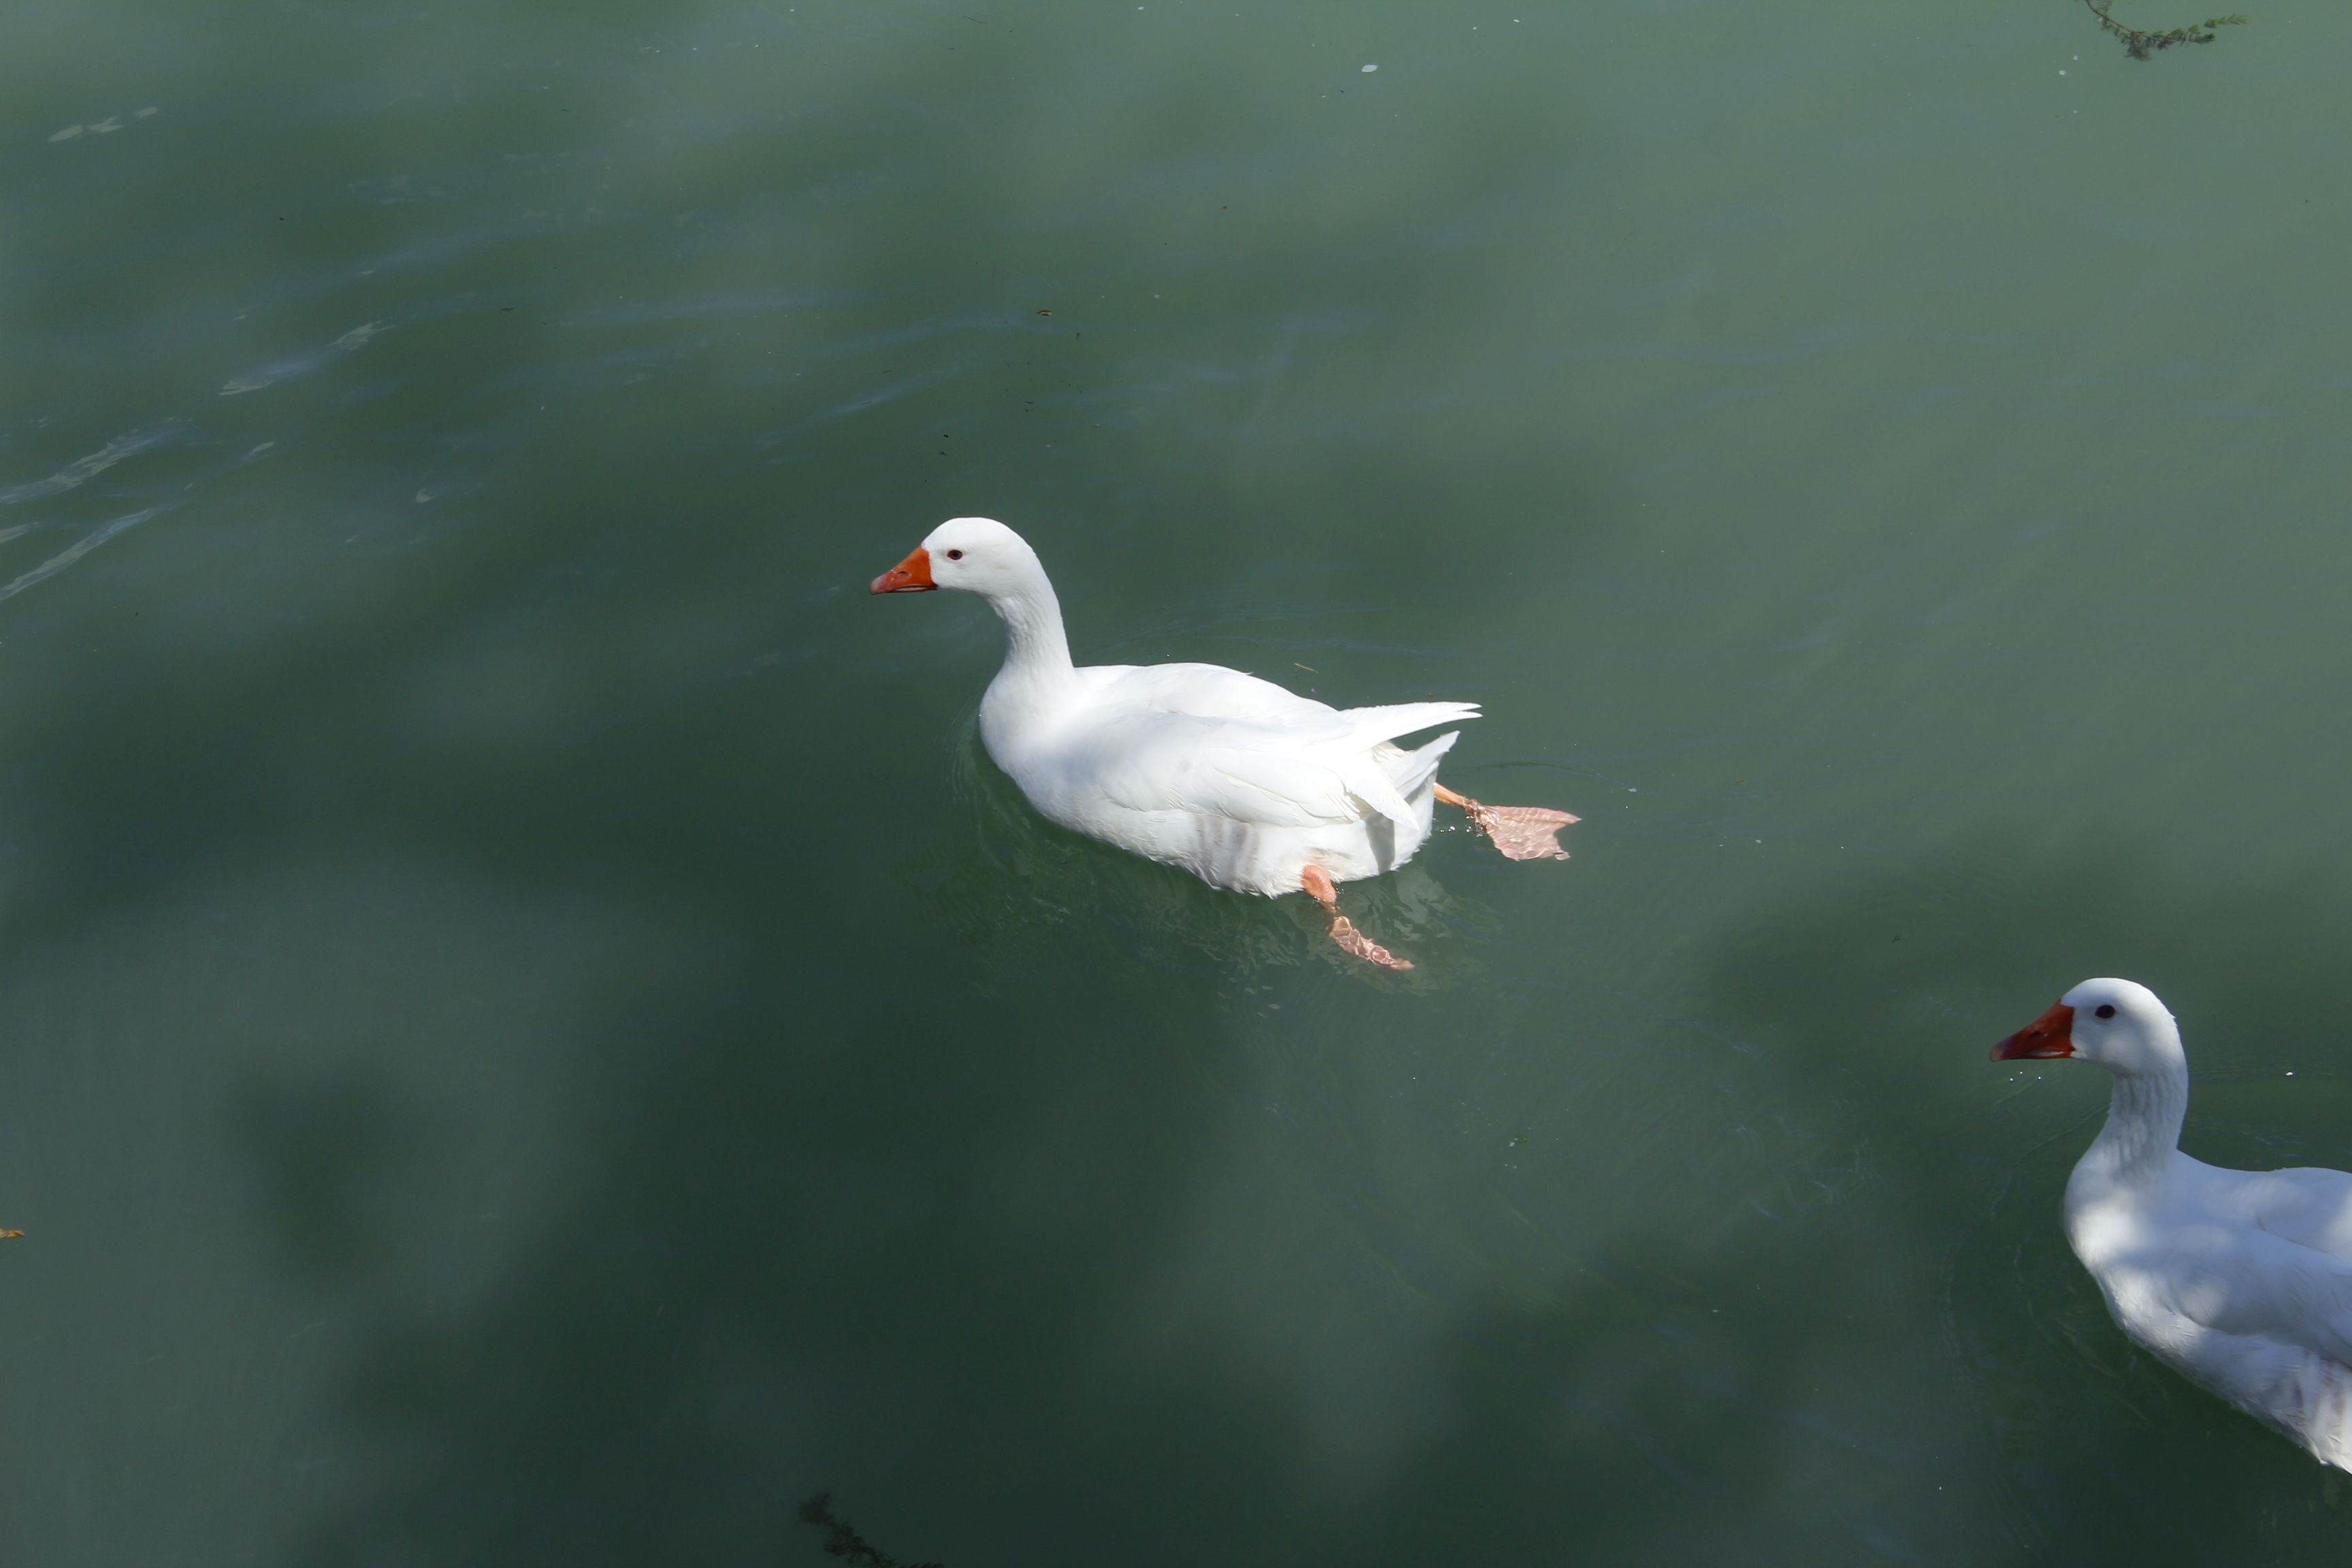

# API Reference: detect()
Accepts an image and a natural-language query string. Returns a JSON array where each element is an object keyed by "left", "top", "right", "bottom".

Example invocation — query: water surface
[{"left": 6, "top": 1, "right": 2352, "bottom": 1563}]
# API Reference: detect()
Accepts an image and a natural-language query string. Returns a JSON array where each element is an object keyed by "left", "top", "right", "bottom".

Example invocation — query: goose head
[
  {"left": 1992, "top": 977, "right": 2181, "bottom": 1076},
  {"left": 870, "top": 517, "right": 1041, "bottom": 598}
]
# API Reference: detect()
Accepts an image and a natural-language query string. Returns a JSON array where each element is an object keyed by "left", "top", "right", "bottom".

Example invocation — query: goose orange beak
[
  {"left": 870, "top": 546, "right": 935, "bottom": 594},
  {"left": 1992, "top": 1002, "right": 2076, "bottom": 1061}
]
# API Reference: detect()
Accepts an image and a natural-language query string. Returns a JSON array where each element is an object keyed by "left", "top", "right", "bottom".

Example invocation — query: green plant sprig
[{"left": 2081, "top": 0, "right": 2249, "bottom": 59}]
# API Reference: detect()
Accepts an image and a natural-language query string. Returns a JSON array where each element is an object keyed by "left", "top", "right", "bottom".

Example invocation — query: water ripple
[
  {"left": 0, "top": 508, "right": 161, "bottom": 605},
  {"left": 0, "top": 421, "right": 184, "bottom": 506},
  {"left": 220, "top": 322, "right": 391, "bottom": 397}
]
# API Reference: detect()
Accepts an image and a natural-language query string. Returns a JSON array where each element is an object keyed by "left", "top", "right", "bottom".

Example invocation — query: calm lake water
[{"left": 6, "top": 1, "right": 2352, "bottom": 1563}]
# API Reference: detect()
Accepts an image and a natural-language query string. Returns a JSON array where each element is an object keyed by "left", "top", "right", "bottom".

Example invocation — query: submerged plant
[
  {"left": 797, "top": 1493, "right": 945, "bottom": 1568},
  {"left": 2080, "top": 0, "right": 2248, "bottom": 59}
]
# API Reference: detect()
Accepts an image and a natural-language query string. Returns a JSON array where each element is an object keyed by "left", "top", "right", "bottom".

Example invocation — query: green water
[{"left": 6, "top": 0, "right": 2352, "bottom": 1562}]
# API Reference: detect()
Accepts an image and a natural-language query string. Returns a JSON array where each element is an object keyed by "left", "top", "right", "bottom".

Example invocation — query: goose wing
[
  {"left": 1068, "top": 669, "right": 1477, "bottom": 828},
  {"left": 1066, "top": 710, "right": 1380, "bottom": 827},
  {"left": 2161, "top": 1213, "right": 2352, "bottom": 1367},
  {"left": 1092, "top": 662, "right": 1337, "bottom": 725},
  {"left": 1096, "top": 664, "right": 1480, "bottom": 742},
  {"left": 2237, "top": 1166, "right": 2352, "bottom": 1265},
  {"left": 1067, "top": 710, "right": 1456, "bottom": 829}
]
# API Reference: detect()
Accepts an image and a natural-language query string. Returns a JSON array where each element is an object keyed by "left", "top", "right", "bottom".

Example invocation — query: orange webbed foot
[
  {"left": 1435, "top": 784, "right": 1577, "bottom": 861},
  {"left": 1301, "top": 865, "right": 1414, "bottom": 970}
]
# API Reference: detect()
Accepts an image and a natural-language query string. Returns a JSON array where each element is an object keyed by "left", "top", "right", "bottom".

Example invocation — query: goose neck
[
  {"left": 985, "top": 570, "right": 1073, "bottom": 687},
  {"left": 2082, "top": 1062, "right": 2189, "bottom": 1190}
]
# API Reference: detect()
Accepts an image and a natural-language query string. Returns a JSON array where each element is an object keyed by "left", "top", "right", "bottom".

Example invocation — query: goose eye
[
  {"left": 2095, "top": 1004, "right": 2116, "bottom": 1019},
  {"left": 945, "top": 549, "right": 964, "bottom": 560}
]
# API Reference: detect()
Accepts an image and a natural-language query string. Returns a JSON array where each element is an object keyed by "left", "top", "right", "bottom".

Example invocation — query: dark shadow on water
[{"left": 231, "top": 1067, "right": 419, "bottom": 1286}]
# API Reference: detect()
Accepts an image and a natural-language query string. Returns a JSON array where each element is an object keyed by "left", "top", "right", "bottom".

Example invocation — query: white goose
[
  {"left": 872, "top": 517, "right": 1575, "bottom": 968},
  {"left": 1994, "top": 978, "right": 2352, "bottom": 1471}
]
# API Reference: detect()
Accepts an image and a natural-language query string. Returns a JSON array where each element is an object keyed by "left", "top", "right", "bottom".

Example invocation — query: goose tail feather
[{"left": 1340, "top": 701, "right": 1480, "bottom": 747}]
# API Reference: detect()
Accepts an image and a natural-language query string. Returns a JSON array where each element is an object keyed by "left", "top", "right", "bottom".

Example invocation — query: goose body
[
  {"left": 872, "top": 518, "right": 1573, "bottom": 962},
  {"left": 1995, "top": 979, "right": 2352, "bottom": 1470},
  {"left": 980, "top": 656, "right": 1470, "bottom": 898}
]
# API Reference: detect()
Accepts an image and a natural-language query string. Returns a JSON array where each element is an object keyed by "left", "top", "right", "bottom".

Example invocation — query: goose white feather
[
  {"left": 870, "top": 517, "right": 1540, "bottom": 902},
  {"left": 1995, "top": 978, "right": 2352, "bottom": 1471}
]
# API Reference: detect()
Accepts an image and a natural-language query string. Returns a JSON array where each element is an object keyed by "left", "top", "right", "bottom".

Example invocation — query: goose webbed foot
[
  {"left": 1301, "top": 864, "right": 1412, "bottom": 970},
  {"left": 1434, "top": 783, "right": 1578, "bottom": 861}
]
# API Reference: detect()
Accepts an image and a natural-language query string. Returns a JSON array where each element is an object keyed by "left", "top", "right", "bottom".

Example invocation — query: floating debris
[{"left": 798, "top": 1493, "right": 943, "bottom": 1568}]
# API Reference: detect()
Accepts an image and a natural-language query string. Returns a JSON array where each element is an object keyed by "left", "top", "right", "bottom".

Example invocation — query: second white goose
[
  {"left": 872, "top": 517, "right": 1575, "bottom": 968},
  {"left": 1995, "top": 978, "right": 2352, "bottom": 1471}
]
